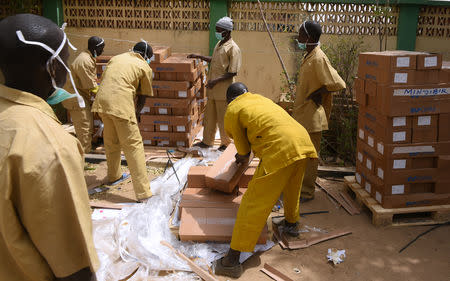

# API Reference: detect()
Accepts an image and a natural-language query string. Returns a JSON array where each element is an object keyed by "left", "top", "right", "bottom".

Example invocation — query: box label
[
  {"left": 392, "top": 145, "right": 435, "bottom": 154},
  {"left": 417, "top": 116, "right": 431, "bottom": 126},
  {"left": 365, "top": 182, "right": 371, "bottom": 193},
  {"left": 355, "top": 172, "right": 361, "bottom": 184},
  {"left": 392, "top": 185, "right": 405, "bottom": 195},
  {"left": 157, "top": 140, "right": 170, "bottom": 146},
  {"left": 366, "top": 159, "right": 372, "bottom": 170},
  {"left": 377, "top": 142, "right": 384, "bottom": 155},
  {"left": 359, "top": 129, "right": 364, "bottom": 140},
  {"left": 396, "top": 57, "right": 410, "bottom": 67},
  {"left": 141, "top": 106, "right": 150, "bottom": 114},
  {"left": 143, "top": 140, "right": 151, "bottom": 145},
  {"left": 393, "top": 117, "right": 406, "bottom": 127},
  {"left": 394, "top": 73, "right": 408, "bottom": 83},
  {"left": 176, "top": 141, "right": 186, "bottom": 146},
  {"left": 377, "top": 168, "right": 384, "bottom": 179},
  {"left": 375, "top": 191, "right": 382, "bottom": 203},
  {"left": 178, "top": 91, "right": 187, "bottom": 98},
  {"left": 158, "top": 108, "right": 168, "bottom": 115},
  {"left": 393, "top": 159, "right": 406, "bottom": 169},
  {"left": 368, "top": 136, "right": 374, "bottom": 147},
  {"left": 424, "top": 56, "right": 437, "bottom": 67},
  {"left": 159, "top": 125, "right": 169, "bottom": 131},
  {"left": 393, "top": 87, "right": 449, "bottom": 97},
  {"left": 176, "top": 125, "right": 186, "bottom": 132},
  {"left": 393, "top": 131, "right": 406, "bottom": 142},
  {"left": 358, "top": 152, "right": 363, "bottom": 163}
]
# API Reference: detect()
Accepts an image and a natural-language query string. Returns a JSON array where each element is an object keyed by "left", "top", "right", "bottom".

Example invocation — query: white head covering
[{"left": 216, "top": 16, "right": 233, "bottom": 31}]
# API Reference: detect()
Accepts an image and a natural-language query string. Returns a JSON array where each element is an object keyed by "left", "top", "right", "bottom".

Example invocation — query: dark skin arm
[
  {"left": 206, "top": 72, "right": 236, "bottom": 89},
  {"left": 187, "top": 54, "right": 212, "bottom": 63},
  {"left": 307, "top": 86, "right": 329, "bottom": 107},
  {"left": 135, "top": 95, "right": 147, "bottom": 121},
  {"left": 56, "top": 267, "right": 96, "bottom": 281}
]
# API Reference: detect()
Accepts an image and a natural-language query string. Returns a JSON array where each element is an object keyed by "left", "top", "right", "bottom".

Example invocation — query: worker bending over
[
  {"left": 92, "top": 42, "right": 154, "bottom": 202},
  {"left": 293, "top": 20, "right": 345, "bottom": 202},
  {"left": 63, "top": 36, "right": 105, "bottom": 153},
  {"left": 0, "top": 14, "right": 98, "bottom": 280},
  {"left": 214, "top": 82, "right": 317, "bottom": 278},
  {"left": 188, "top": 16, "right": 241, "bottom": 151}
]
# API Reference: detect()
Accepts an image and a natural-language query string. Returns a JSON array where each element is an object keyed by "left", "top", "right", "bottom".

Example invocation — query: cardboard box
[
  {"left": 177, "top": 67, "right": 203, "bottom": 82},
  {"left": 238, "top": 167, "right": 255, "bottom": 188},
  {"left": 180, "top": 187, "right": 244, "bottom": 208},
  {"left": 145, "top": 97, "right": 194, "bottom": 108},
  {"left": 416, "top": 53, "right": 442, "bottom": 70},
  {"left": 152, "top": 80, "right": 191, "bottom": 91},
  {"left": 172, "top": 99, "right": 198, "bottom": 116},
  {"left": 205, "top": 144, "right": 251, "bottom": 193},
  {"left": 372, "top": 187, "right": 450, "bottom": 208},
  {"left": 152, "top": 78, "right": 201, "bottom": 99},
  {"left": 179, "top": 207, "right": 268, "bottom": 243},
  {"left": 140, "top": 122, "right": 201, "bottom": 147},
  {"left": 158, "top": 72, "right": 177, "bottom": 81},
  {"left": 358, "top": 113, "right": 412, "bottom": 144},
  {"left": 415, "top": 70, "right": 440, "bottom": 85},
  {"left": 150, "top": 56, "right": 195, "bottom": 72},
  {"left": 153, "top": 72, "right": 160, "bottom": 81},
  {"left": 439, "top": 61, "right": 450, "bottom": 83},
  {"left": 375, "top": 83, "right": 450, "bottom": 116},
  {"left": 439, "top": 113, "right": 450, "bottom": 141},
  {"left": 138, "top": 123, "right": 154, "bottom": 132},
  {"left": 96, "top": 55, "right": 113, "bottom": 63},
  {"left": 438, "top": 155, "right": 450, "bottom": 182},
  {"left": 140, "top": 115, "right": 192, "bottom": 126},
  {"left": 412, "top": 127, "right": 438, "bottom": 143},
  {"left": 412, "top": 115, "right": 438, "bottom": 128},
  {"left": 142, "top": 138, "right": 154, "bottom": 146},
  {"left": 187, "top": 167, "right": 209, "bottom": 188},
  {"left": 152, "top": 46, "right": 171, "bottom": 63},
  {"left": 150, "top": 107, "right": 171, "bottom": 115},
  {"left": 155, "top": 124, "right": 172, "bottom": 132},
  {"left": 157, "top": 90, "right": 175, "bottom": 98}
]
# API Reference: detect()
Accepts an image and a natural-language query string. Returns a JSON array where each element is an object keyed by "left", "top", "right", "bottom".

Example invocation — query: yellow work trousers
[
  {"left": 301, "top": 132, "right": 322, "bottom": 199},
  {"left": 99, "top": 113, "right": 152, "bottom": 200},
  {"left": 202, "top": 98, "right": 231, "bottom": 146},
  {"left": 65, "top": 99, "right": 93, "bottom": 153},
  {"left": 230, "top": 159, "right": 307, "bottom": 252}
]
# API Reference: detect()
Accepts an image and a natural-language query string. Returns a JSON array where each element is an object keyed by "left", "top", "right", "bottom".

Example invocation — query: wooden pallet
[{"left": 344, "top": 176, "right": 450, "bottom": 227}]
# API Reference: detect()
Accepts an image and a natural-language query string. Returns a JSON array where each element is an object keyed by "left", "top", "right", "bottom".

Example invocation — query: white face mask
[{"left": 15, "top": 29, "right": 85, "bottom": 108}]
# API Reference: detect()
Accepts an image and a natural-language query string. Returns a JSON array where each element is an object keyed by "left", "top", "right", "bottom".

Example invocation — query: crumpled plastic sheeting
[
  {"left": 94, "top": 156, "right": 228, "bottom": 281},
  {"left": 327, "top": 248, "right": 346, "bottom": 265}
]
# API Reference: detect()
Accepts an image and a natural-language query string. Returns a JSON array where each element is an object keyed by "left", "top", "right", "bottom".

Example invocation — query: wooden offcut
[{"left": 260, "top": 263, "right": 294, "bottom": 281}]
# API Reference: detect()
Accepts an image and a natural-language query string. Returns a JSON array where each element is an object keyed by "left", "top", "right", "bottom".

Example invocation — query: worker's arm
[
  {"left": 307, "top": 86, "right": 329, "bottom": 107},
  {"left": 56, "top": 267, "right": 96, "bottom": 281},
  {"left": 224, "top": 110, "right": 251, "bottom": 157},
  {"left": 206, "top": 72, "right": 236, "bottom": 89},
  {"left": 135, "top": 95, "right": 147, "bottom": 121},
  {"left": 187, "top": 54, "right": 212, "bottom": 63}
]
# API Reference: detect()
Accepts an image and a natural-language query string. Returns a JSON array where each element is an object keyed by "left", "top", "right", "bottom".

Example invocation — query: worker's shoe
[
  {"left": 193, "top": 141, "right": 211, "bottom": 149},
  {"left": 218, "top": 145, "right": 228, "bottom": 151},
  {"left": 213, "top": 257, "right": 243, "bottom": 279},
  {"left": 283, "top": 220, "right": 300, "bottom": 237}
]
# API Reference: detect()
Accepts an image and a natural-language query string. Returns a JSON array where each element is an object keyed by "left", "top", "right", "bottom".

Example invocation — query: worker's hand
[
  {"left": 235, "top": 153, "right": 250, "bottom": 164},
  {"left": 135, "top": 111, "right": 141, "bottom": 122},
  {"left": 308, "top": 90, "right": 322, "bottom": 107},
  {"left": 187, "top": 54, "right": 198, "bottom": 59},
  {"left": 206, "top": 79, "right": 217, "bottom": 89}
]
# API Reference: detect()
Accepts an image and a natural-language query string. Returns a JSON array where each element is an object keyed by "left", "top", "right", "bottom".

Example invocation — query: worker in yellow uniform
[
  {"left": 188, "top": 16, "right": 242, "bottom": 151},
  {"left": 214, "top": 82, "right": 317, "bottom": 278},
  {"left": 293, "top": 20, "right": 346, "bottom": 202},
  {"left": 92, "top": 42, "right": 154, "bottom": 202},
  {"left": 62, "top": 36, "right": 105, "bottom": 153},
  {"left": 0, "top": 14, "right": 98, "bottom": 280}
]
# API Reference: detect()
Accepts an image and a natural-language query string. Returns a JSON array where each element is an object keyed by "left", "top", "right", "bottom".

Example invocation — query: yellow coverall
[
  {"left": 92, "top": 52, "right": 153, "bottom": 200},
  {"left": 224, "top": 92, "right": 317, "bottom": 252},
  {"left": 62, "top": 50, "right": 98, "bottom": 153},
  {"left": 203, "top": 38, "right": 241, "bottom": 146},
  {"left": 0, "top": 84, "right": 99, "bottom": 280},
  {"left": 292, "top": 46, "right": 346, "bottom": 199}
]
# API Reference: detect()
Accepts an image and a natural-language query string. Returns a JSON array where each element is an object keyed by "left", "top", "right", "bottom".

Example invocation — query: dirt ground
[{"left": 85, "top": 158, "right": 450, "bottom": 281}]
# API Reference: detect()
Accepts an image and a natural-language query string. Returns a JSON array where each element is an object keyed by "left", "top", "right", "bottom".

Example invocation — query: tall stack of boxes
[
  {"left": 355, "top": 51, "right": 450, "bottom": 208},
  {"left": 140, "top": 47, "right": 207, "bottom": 147},
  {"left": 95, "top": 46, "right": 207, "bottom": 147}
]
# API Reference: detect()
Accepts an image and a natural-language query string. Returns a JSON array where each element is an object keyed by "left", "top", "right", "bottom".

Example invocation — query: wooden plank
[
  {"left": 89, "top": 201, "right": 128, "bottom": 209},
  {"left": 286, "top": 230, "right": 352, "bottom": 250},
  {"left": 316, "top": 181, "right": 358, "bottom": 215},
  {"left": 160, "top": 241, "right": 219, "bottom": 281},
  {"left": 260, "top": 263, "right": 294, "bottom": 281},
  {"left": 339, "top": 191, "right": 361, "bottom": 214}
]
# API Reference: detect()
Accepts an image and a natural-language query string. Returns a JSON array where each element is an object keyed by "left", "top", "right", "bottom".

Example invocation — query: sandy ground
[{"left": 85, "top": 159, "right": 450, "bottom": 281}]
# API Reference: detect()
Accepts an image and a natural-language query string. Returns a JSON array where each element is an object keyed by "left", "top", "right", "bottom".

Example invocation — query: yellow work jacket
[
  {"left": 63, "top": 50, "right": 98, "bottom": 110},
  {"left": 92, "top": 52, "right": 153, "bottom": 123},
  {"left": 208, "top": 38, "right": 242, "bottom": 101},
  {"left": 0, "top": 84, "right": 99, "bottom": 280},
  {"left": 224, "top": 92, "right": 317, "bottom": 174},
  {"left": 293, "top": 46, "right": 345, "bottom": 133}
]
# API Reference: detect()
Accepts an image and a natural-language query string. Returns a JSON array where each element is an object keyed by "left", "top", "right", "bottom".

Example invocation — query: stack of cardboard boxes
[
  {"left": 95, "top": 46, "right": 207, "bottom": 147},
  {"left": 355, "top": 51, "right": 450, "bottom": 208},
  {"left": 177, "top": 144, "right": 268, "bottom": 243}
]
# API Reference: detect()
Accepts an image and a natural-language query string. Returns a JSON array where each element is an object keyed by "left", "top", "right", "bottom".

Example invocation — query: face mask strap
[{"left": 16, "top": 30, "right": 85, "bottom": 108}]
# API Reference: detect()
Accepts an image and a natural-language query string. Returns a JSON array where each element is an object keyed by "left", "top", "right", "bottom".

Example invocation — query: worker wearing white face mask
[
  {"left": 92, "top": 41, "right": 154, "bottom": 202},
  {"left": 0, "top": 14, "right": 99, "bottom": 280},
  {"left": 62, "top": 36, "right": 105, "bottom": 153},
  {"left": 293, "top": 20, "right": 346, "bottom": 202},
  {"left": 188, "top": 16, "right": 242, "bottom": 152}
]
